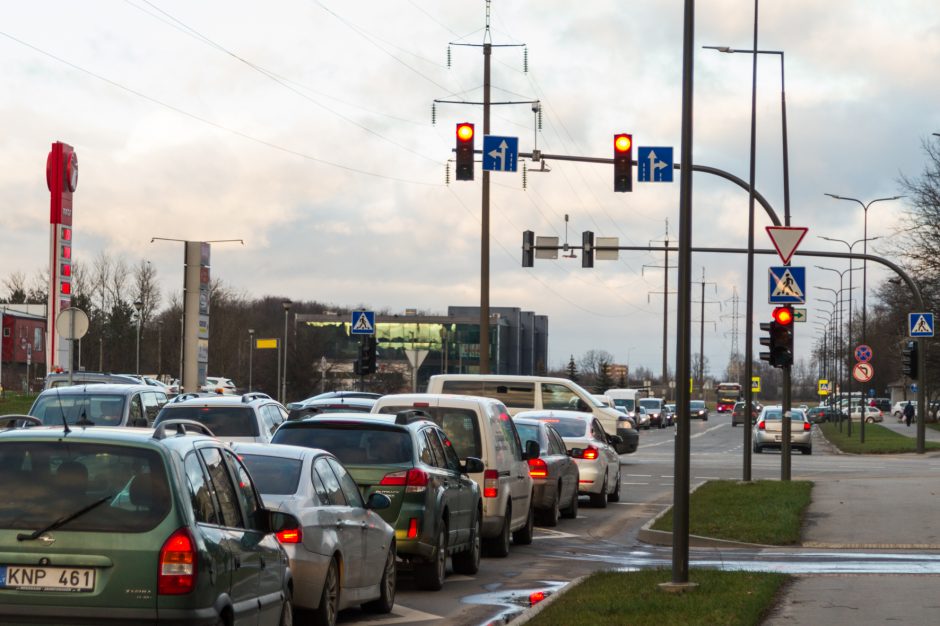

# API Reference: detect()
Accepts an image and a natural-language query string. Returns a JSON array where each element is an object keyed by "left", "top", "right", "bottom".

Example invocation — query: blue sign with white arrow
[
  {"left": 637, "top": 147, "right": 674, "bottom": 182},
  {"left": 482, "top": 136, "right": 519, "bottom": 172},
  {"left": 768, "top": 266, "right": 806, "bottom": 304}
]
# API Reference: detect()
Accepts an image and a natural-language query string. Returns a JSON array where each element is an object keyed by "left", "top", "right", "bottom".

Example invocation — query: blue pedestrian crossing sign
[
  {"left": 351, "top": 311, "right": 376, "bottom": 335},
  {"left": 482, "top": 136, "right": 519, "bottom": 172},
  {"left": 909, "top": 312, "right": 934, "bottom": 337},
  {"left": 637, "top": 147, "right": 674, "bottom": 182},
  {"left": 768, "top": 266, "right": 806, "bottom": 304}
]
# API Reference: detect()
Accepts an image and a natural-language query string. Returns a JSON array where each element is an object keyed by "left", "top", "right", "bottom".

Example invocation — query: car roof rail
[
  {"left": 0, "top": 415, "right": 43, "bottom": 430},
  {"left": 153, "top": 419, "right": 216, "bottom": 440},
  {"left": 242, "top": 392, "right": 271, "bottom": 403},
  {"left": 394, "top": 409, "right": 433, "bottom": 425}
]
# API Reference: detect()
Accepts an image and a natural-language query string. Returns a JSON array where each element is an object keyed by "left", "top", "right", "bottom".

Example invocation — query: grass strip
[
  {"left": 651, "top": 480, "right": 811, "bottom": 545},
  {"left": 527, "top": 569, "right": 790, "bottom": 626},
  {"left": 820, "top": 422, "right": 940, "bottom": 454},
  {"left": 0, "top": 393, "right": 37, "bottom": 415}
]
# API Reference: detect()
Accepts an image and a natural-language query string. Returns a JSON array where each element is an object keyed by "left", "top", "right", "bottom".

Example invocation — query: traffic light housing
[
  {"left": 354, "top": 336, "right": 378, "bottom": 376},
  {"left": 455, "top": 122, "right": 475, "bottom": 181},
  {"left": 522, "top": 230, "right": 534, "bottom": 267},
  {"left": 582, "top": 231, "right": 594, "bottom": 268},
  {"left": 613, "top": 133, "right": 633, "bottom": 192},
  {"left": 759, "top": 307, "right": 795, "bottom": 368},
  {"left": 902, "top": 340, "right": 919, "bottom": 379}
]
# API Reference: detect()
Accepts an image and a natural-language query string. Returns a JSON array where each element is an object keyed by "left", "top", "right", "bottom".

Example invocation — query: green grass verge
[
  {"left": 527, "top": 569, "right": 790, "bottom": 626},
  {"left": 820, "top": 422, "right": 940, "bottom": 453},
  {"left": 651, "top": 480, "right": 811, "bottom": 545},
  {"left": 0, "top": 393, "right": 37, "bottom": 415}
]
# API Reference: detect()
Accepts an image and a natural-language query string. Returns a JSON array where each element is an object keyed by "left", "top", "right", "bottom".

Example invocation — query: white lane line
[
  {"left": 627, "top": 474, "right": 652, "bottom": 477},
  {"left": 363, "top": 604, "right": 443, "bottom": 623},
  {"left": 622, "top": 482, "right": 649, "bottom": 485},
  {"left": 695, "top": 476, "right": 721, "bottom": 479},
  {"left": 534, "top": 528, "right": 579, "bottom": 540}
]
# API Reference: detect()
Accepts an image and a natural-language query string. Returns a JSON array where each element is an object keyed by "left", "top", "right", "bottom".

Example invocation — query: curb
[{"left": 507, "top": 575, "right": 588, "bottom": 625}]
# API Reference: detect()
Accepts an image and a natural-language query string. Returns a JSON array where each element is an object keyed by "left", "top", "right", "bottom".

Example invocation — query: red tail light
[
  {"left": 529, "top": 591, "right": 546, "bottom": 605},
  {"left": 276, "top": 527, "right": 302, "bottom": 544},
  {"left": 758, "top": 421, "right": 766, "bottom": 430},
  {"left": 803, "top": 421, "right": 811, "bottom": 432},
  {"left": 483, "top": 469, "right": 499, "bottom": 498},
  {"left": 527, "top": 457, "right": 548, "bottom": 479},
  {"left": 158, "top": 528, "right": 196, "bottom": 595},
  {"left": 407, "top": 517, "right": 419, "bottom": 539},
  {"left": 379, "top": 468, "right": 428, "bottom": 492},
  {"left": 582, "top": 446, "right": 599, "bottom": 460}
]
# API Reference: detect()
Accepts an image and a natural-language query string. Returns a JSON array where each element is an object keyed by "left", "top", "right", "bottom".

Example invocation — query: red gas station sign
[{"left": 46, "top": 141, "right": 78, "bottom": 372}]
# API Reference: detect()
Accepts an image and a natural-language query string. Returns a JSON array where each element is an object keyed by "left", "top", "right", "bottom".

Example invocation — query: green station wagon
[{"left": 0, "top": 419, "right": 298, "bottom": 625}]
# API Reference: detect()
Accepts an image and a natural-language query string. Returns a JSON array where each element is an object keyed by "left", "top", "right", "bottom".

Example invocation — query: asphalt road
[{"left": 334, "top": 411, "right": 938, "bottom": 626}]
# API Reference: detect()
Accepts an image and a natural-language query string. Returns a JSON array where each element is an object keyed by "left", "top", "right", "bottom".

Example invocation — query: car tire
[
  {"left": 483, "top": 505, "right": 511, "bottom": 558},
  {"left": 732, "top": 421, "right": 737, "bottom": 427},
  {"left": 866, "top": 417, "right": 875, "bottom": 423},
  {"left": 560, "top": 486, "right": 579, "bottom": 519},
  {"left": 590, "top": 473, "right": 608, "bottom": 508},
  {"left": 452, "top": 512, "right": 481, "bottom": 575},
  {"left": 540, "top": 486, "right": 561, "bottom": 527},
  {"left": 312, "top": 558, "right": 340, "bottom": 626},
  {"left": 415, "top": 524, "right": 447, "bottom": 591},
  {"left": 363, "top": 545, "right": 396, "bottom": 612},
  {"left": 608, "top": 469, "right": 621, "bottom": 502},
  {"left": 512, "top": 501, "right": 535, "bottom": 545},
  {"left": 802, "top": 447, "right": 812, "bottom": 455},
  {"left": 753, "top": 444, "right": 762, "bottom": 454},
  {"left": 279, "top": 587, "right": 294, "bottom": 626}
]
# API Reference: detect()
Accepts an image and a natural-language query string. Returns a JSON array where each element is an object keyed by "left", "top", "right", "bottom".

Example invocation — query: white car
[
  {"left": 201, "top": 376, "right": 237, "bottom": 394},
  {"left": 892, "top": 401, "right": 917, "bottom": 420},
  {"left": 153, "top": 392, "right": 288, "bottom": 443},
  {"left": 850, "top": 405, "right": 884, "bottom": 423}
]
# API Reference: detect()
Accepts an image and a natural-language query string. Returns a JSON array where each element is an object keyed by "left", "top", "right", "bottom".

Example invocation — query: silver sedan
[
  {"left": 752, "top": 407, "right": 812, "bottom": 455},
  {"left": 233, "top": 442, "right": 397, "bottom": 623}
]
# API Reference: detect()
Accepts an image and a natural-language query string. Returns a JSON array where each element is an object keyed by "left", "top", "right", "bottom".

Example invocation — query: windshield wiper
[{"left": 16, "top": 494, "right": 114, "bottom": 541}]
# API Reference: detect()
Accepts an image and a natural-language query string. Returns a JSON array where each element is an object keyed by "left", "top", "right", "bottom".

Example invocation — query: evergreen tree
[{"left": 566, "top": 355, "right": 578, "bottom": 382}]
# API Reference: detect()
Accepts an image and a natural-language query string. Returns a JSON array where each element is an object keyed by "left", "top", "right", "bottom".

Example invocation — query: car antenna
[{"left": 54, "top": 387, "right": 71, "bottom": 435}]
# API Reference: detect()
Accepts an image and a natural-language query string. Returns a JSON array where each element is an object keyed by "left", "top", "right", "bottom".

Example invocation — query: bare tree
[{"left": 2, "top": 271, "right": 28, "bottom": 303}]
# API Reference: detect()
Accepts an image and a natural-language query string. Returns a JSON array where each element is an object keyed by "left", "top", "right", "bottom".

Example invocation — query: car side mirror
[
  {"left": 568, "top": 448, "right": 584, "bottom": 459},
  {"left": 524, "top": 439, "right": 541, "bottom": 461},
  {"left": 461, "top": 457, "right": 485, "bottom": 474},
  {"left": 576, "top": 399, "right": 590, "bottom": 412},
  {"left": 266, "top": 510, "right": 301, "bottom": 535},
  {"left": 366, "top": 492, "right": 391, "bottom": 510},
  {"left": 608, "top": 434, "right": 623, "bottom": 446}
]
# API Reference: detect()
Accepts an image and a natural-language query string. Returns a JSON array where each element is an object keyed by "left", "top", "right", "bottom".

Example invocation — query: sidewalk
[{"left": 765, "top": 429, "right": 940, "bottom": 624}]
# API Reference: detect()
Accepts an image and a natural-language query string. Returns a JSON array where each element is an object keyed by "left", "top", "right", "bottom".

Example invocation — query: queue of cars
[{"left": 2, "top": 375, "right": 640, "bottom": 626}]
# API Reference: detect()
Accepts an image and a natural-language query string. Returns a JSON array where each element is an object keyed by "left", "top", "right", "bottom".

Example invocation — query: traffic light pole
[{"left": 782, "top": 364, "right": 791, "bottom": 480}]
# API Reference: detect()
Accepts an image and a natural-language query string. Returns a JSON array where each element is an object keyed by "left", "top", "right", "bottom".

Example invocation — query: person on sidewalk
[{"left": 904, "top": 401, "right": 915, "bottom": 427}]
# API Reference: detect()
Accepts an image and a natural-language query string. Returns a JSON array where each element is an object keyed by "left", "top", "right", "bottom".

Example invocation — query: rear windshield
[
  {"left": 639, "top": 399, "right": 662, "bottom": 410},
  {"left": 439, "top": 380, "right": 536, "bottom": 409},
  {"left": 690, "top": 401, "right": 706, "bottom": 409},
  {"left": 377, "top": 405, "right": 483, "bottom": 460},
  {"left": 31, "top": 393, "right": 127, "bottom": 427},
  {"left": 273, "top": 423, "right": 413, "bottom": 465},
  {"left": 0, "top": 441, "right": 170, "bottom": 532},
  {"left": 239, "top": 454, "right": 302, "bottom": 495},
  {"left": 155, "top": 406, "right": 260, "bottom": 437},
  {"left": 762, "top": 409, "right": 806, "bottom": 421},
  {"left": 531, "top": 416, "right": 586, "bottom": 438}
]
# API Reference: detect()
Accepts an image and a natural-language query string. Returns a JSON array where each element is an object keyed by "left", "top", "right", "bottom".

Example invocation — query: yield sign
[{"left": 766, "top": 226, "right": 808, "bottom": 265}]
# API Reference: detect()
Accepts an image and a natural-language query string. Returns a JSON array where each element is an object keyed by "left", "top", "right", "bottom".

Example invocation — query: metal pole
[
  {"left": 479, "top": 41, "right": 491, "bottom": 374},
  {"left": 276, "top": 341, "right": 281, "bottom": 403},
  {"left": 248, "top": 330, "right": 254, "bottom": 392},
  {"left": 699, "top": 268, "right": 705, "bottom": 396},
  {"left": 282, "top": 304, "right": 290, "bottom": 403},
  {"left": 663, "top": 232, "right": 670, "bottom": 399},
  {"left": 780, "top": 53, "right": 790, "bottom": 227},
  {"left": 742, "top": 0, "right": 761, "bottom": 484},
  {"left": 668, "top": 0, "right": 695, "bottom": 588},
  {"left": 782, "top": 366, "right": 791, "bottom": 480}
]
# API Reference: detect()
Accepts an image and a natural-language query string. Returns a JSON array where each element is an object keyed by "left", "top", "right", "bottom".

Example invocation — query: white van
[
  {"left": 426, "top": 375, "right": 638, "bottom": 454},
  {"left": 372, "top": 393, "right": 536, "bottom": 557}
]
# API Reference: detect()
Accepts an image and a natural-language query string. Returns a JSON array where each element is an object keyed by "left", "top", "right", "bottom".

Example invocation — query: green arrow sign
[{"left": 792, "top": 307, "right": 807, "bottom": 323}]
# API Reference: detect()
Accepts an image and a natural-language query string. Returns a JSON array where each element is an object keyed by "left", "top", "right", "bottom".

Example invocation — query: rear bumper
[{"left": 0, "top": 605, "right": 217, "bottom": 626}]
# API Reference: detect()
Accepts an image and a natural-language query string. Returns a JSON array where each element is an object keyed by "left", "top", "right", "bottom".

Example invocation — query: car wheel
[
  {"left": 560, "top": 485, "right": 579, "bottom": 519},
  {"left": 608, "top": 469, "right": 621, "bottom": 502},
  {"left": 732, "top": 421, "right": 737, "bottom": 427},
  {"left": 802, "top": 447, "right": 812, "bottom": 455},
  {"left": 483, "top": 504, "right": 511, "bottom": 558},
  {"left": 415, "top": 524, "right": 447, "bottom": 591},
  {"left": 512, "top": 501, "right": 535, "bottom": 545},
  {"left": 452, "top": 512, "right": 481, "bottom": 575},
  {"left": 866, "top": 417, "right": 875, "bottom": 423},
  {"left": 312, "top": 558, "right": 339, "bottom": 626},
  {"left": 540, "top": 486, "right": 561, "bottom": 527},
  {"left": 590, "top": 473, "right": 608, "bottom": 508},
  {"left": 279, "top": 587, "right": 294, "bottom": 626},
  {"left": 363, "top": 544, "right": 396, "bottom": 612},
  {"left": 753, "top": 444, "right": 762, "bottom": 454}
]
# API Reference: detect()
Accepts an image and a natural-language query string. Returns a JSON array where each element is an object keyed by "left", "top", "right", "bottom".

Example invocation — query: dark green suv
[
  {"left": 0, "top": 419, "right": 298, "bottom": 625},
  {"left": 272, "top": 411, "right": 484, "bottom": 591}
]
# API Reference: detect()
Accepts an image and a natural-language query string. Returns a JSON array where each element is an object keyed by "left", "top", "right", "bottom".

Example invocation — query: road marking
[
  {"left": 534, "top": 528, "right": 579, "bottom": 540},
  {"left": 622, "top": 482, "right": 649, "bottom": 485},
  {"left": 696, "top": 476, "right": 721, "bottom": 480},
  {"left": 358, "top": 604, "right": 442, "bottom": 623},
  {"left": 627, "top": 474, "right": 652, "bottom": 477}
]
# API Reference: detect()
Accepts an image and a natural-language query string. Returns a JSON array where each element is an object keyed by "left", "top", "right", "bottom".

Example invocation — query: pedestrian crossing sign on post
[
  {"left": 768, "top": 266, "right": 806, "bottom": 304},
  {"left": 909, "top": 312, "right": 934, "bottom": 337},
  {"left": 351, "top": 311, "right": 376, "bottom": 335},
  {"left": 751, "top": 377, "right": 761, "bottom": 393},
  {"left": 818, "top": 379, "right": 830, "bottom": 396}
]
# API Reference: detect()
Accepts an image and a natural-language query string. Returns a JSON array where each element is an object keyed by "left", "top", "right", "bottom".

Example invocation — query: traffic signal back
[{"left": 902, "top": 340, "right": 918, "bottom": 379}]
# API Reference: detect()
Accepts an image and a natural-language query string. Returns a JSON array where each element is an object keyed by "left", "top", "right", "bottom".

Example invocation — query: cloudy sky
[{"left": 2, "top": 1, "right": 938, "bottom": 377}]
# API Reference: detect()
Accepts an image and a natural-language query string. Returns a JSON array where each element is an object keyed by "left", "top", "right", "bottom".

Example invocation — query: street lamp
[
  {"left": 281, "top": 300, "right": 291, "bottom": 404},
  {"left": 823, "top": 194, "right": 904, "bottom": 344},
  {"left": 248, "top": 328, "right": 255, "bottom": 392},
  {"left": 704, "top": 46, "right": 790, "bottom": 225},
  {"left": 133, "top": 299, "right": 143, "bottom": 375},
  {"left": 816, "top": 265, "right": 861, "bottom": 436}
]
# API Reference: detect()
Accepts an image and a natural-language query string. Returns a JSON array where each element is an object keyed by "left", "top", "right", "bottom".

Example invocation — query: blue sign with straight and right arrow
[{"left": 637, "top": 147, "right": 674, "bottom": 182}]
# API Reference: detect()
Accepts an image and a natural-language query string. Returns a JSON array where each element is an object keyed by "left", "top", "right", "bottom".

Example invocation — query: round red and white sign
[{"left": 852, "top": 362, "right": 874, "bottom": 383}]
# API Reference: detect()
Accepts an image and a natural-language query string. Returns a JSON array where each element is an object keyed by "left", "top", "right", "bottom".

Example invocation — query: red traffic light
[
  {"left": 614, "top": 133, "right": 632, "bottom": 153},
  {"left": 457, "top": 123, "right": 474, "bottom": 142},
  {"left": 772, "top": 306, "right": 794, "bottom": 326}
]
